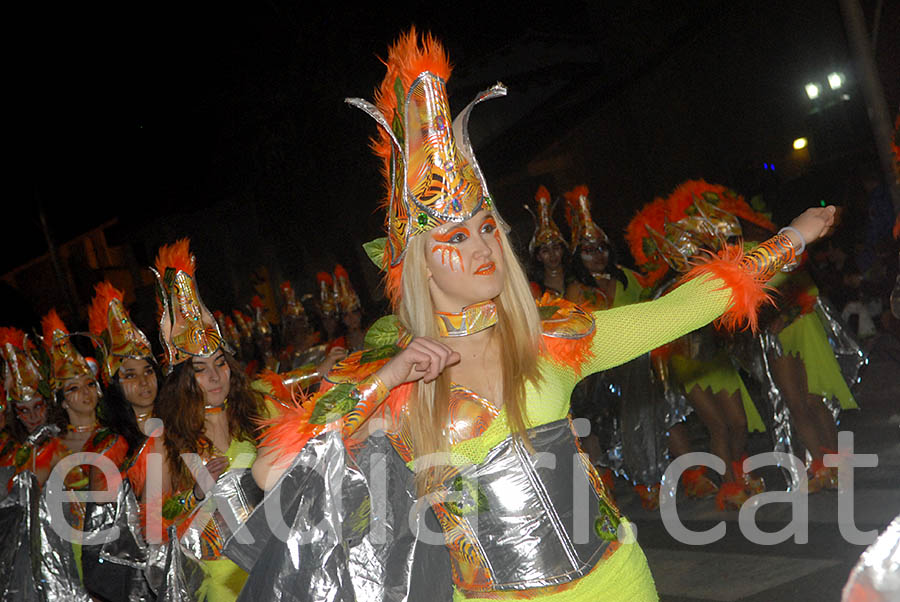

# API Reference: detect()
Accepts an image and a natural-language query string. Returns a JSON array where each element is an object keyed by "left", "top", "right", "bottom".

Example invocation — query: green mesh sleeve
[{"left": 584, "top": 273, "right": 732, "bottom": 375}]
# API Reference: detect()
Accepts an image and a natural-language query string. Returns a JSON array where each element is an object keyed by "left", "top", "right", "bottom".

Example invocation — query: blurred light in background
[
  {"left": 805, "top": 83, "right": 821, "bottom": 100},
  {"left": 793, "top": 137, "right": 808, "bottom": 150},
  {"left": 827, "top": 72, "right": 844, "bottom": 89}
]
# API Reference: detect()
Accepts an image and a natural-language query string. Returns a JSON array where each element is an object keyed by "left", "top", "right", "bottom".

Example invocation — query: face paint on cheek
[{"left": 431, "top": 244, "right": 465, "bottom": 273}]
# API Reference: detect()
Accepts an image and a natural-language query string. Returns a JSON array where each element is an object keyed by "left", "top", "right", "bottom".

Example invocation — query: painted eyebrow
[{"left": 431, "top": 226, "right": 470, "bottom": 242}]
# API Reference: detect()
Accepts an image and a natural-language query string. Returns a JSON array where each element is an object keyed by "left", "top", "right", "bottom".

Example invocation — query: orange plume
[
  {"left": 535, "top": 185, "right": 551, "bottom": 202},
  {"left": 89, "top": 281, "right": 124, "bottom": 336},
  {"left": 41, "top": 309, "right": 69, "bottom": 344},
  {"left": 371, "top": 27, "right": 452, "bottom": 212},
  {"left": 563, "top": 185, "right": 590, "bottom": 206},
  {"left": 250, "top": 295, "right": 265, "bottom": 309},
  {"left": 0, "top": 327, "right": 26, "bottom": 350},
  {"left": 333, "top": 264, "right": 350, "bottom": 279},
  {"left": 154, "top": 238, "right": 195, "bottom": 277},
  {"left": 316, "top": 271, "right": 333, "bottom": 286},
  {"left": 371, "top": 27, "right": 452, "bottom": 168}
]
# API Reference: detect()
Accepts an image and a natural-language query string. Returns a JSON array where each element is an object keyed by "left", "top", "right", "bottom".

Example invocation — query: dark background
[{"left": 6, "top": 0, "right": 899, "bottom": 334}]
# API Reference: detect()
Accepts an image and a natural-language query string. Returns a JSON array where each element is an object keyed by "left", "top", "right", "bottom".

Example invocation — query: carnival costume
[
  {"left": 0, "top": 327, "right": 67, "bottom": 485},
  {"left": 230, "top": 30, "right": 808, "bottom": 602},
  {"left": 148, "top": 239, "right": 258, "bottom": 602},
  {"left": 0, "top": 326, "right": 94, "bottom": 601},
  {"left": 526, "top": 185, "right": 568, "bottom": 298},
  {"left": 563, "top": 185, "right": 676, "bottom": 510}
]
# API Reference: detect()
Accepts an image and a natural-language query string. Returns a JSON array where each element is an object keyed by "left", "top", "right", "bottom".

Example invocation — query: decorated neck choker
[
  {"left": 435, "top": 300, "right": 498, "bottom": 337},
  {"left": 135, "top": 410, "right": 152, "bottom": 421},
  {"left": 67, "top": 422, "right": 97, "bottom": 434},
  {"left": 204, "top": 399, "right": 227, "bottom": 414}
]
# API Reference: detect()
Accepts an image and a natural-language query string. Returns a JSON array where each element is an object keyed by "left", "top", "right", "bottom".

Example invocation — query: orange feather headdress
[
  {"left": 88, "top": 281, "right": 153, "bottom": 382},
  {"left": 316, "top": 272, "right": 337, "bottom": 318},
  {"left": 150, "top": 239, "right": 223, "bottom": 372},
  {"left": 41, "top": 309, "right": 93, "bottom": 390},
  {"left": 333, "top": 264, "right": 361, "bottom": 314},
  {"left": 564, "top": 185, "right": 610, "bottom": 249},
  {"left": 0, "top": 327, "right": 46, "bottom": 404},
  {"left": 350, "top": 28, "right": 508, "bottom": 306},
  {"left": 525, "top": 185, "right": 567, "bottom": 254}
]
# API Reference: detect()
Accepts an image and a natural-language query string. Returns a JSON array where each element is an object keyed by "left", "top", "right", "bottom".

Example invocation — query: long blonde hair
[{"left": 398, "top": 221, "right": 543, "bottom": 494}]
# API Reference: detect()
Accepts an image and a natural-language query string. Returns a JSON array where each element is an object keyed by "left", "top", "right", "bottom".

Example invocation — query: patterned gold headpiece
[
  {"left": 564, "top": 186, "right": 610, "bottom": 249},
  {"left": 525, "top": 185, "right": 567, "bottom": 254},
  {"left": 0, "top": 327, "right": 47, "bottom": 404},
  {"left": 639, "top": 180, "right": 746, "bottom": 274},
  {"left": 280, "top": 281, "right": 306, "bottom": 321},
  {"left": 250, "top": 296, "right": 272, "bottom": 336},
  {"left": 40, "top": 309, "right": 93, "bottom": 391},
  {"left": 150, "top": 239, "right": 224, "bottom": 371},
  {"left": 88, "top": 282, "right": 153, "bottom": 383},
  {"left": 333, "top": 264, "right": 361, "bottom": 314},
  {"left": 316, "top": 272, "right": 337, "bottom": 318},
  {"left": 350, "top": 29, "right": 507, "bottom": 303}
]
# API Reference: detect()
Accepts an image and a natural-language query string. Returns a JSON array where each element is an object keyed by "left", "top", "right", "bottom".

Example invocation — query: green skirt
[{"left": 778, "top": 312, "right": 858, "bottom": 410}]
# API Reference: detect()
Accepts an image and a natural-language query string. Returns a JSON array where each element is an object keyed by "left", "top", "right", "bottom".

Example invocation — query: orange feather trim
[
  {"left": 250, "top": 295, "right": 265, "bottom": 309},
  {"left": 257, "top": 369, "right": 294, "bottom": 405},
  {"left": 316, "top": 271, "right": 333, "bottom": 286},
  {"left": 719, "top": 197, "right": 776, "bottom": 232},
  {"left": 371, "top": 27, "right": 452, "bottom": 173},
  {"left": 541, "top": 331, "right": 595, "bottom": 377},
  {"left": 89, "top": 281, "right": 124, "bottom": 336},
  {"left": 41, "top": 309, "right": 69, "bottom": 344},
  {"left": 625, "top": 197, "right": 667, "bottom": 268},
  {"left": 563, "top": 185, "right": 590, "bottom": 207},
  {"left": 535, "top": 185, "right": 551, "bottom": 202},
  {"left": 154, "top": 238, "right": 195, "bottom": 277},
  {"left": 0, "top": 327, "right": 27, "bottom": 350},
  {"left": 257, "top": 384, "right": 327, "bottom": 468},
  {"left": 679, "top": 244, "right": 774, "bottom": 332}
]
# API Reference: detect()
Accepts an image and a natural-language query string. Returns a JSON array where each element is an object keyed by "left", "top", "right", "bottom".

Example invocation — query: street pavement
[{"left": 612, "top": 333, "right": 900, "bottom": 602}]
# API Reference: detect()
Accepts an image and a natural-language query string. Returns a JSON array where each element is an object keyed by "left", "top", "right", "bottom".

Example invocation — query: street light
[
  {"left": 827, "top": 72, "right": 844, "bottom": 90},
  {"left": 793, "top": 137, "right": 808, "bottom": 150},
  {"left": 805, "top": 83, "right": 821, "bottom": 100}
]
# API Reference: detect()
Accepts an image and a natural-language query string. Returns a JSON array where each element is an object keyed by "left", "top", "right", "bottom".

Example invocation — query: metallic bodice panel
[{"left": 430, "top": 418, "right": 621, "bottom": 593}]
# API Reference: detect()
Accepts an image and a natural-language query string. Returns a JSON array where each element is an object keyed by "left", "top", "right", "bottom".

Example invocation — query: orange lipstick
[{"left": 474, "top": 262, "right": 496, "bottom": 276}]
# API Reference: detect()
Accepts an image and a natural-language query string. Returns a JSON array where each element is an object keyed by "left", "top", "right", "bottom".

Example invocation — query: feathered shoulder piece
[
  {"left": 88, "top": 281, "right": 124, "bottom": 336},
  {"left": 536, "top": 293, "right": 595, "bottom": 375},
  {"left": 625, "top": 197, "right": 669, "bottom": 288},
  {"left": 258, "top": 320, "right": 412, "bottom": 463}
]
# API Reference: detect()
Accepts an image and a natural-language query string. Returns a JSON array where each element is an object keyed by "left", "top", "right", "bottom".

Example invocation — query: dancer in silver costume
[{"left": 239, "top": 29, "right": 835, "bottom": 602}]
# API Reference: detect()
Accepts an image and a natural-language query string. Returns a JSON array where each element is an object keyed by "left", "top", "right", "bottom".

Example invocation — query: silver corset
[{"left": 431, "top": 417, "right": 620, "bottom": 593}]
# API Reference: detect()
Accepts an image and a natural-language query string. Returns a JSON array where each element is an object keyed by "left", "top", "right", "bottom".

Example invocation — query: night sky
[{"left": 7, "top": 0, "right": 898, "bottom": 328}]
